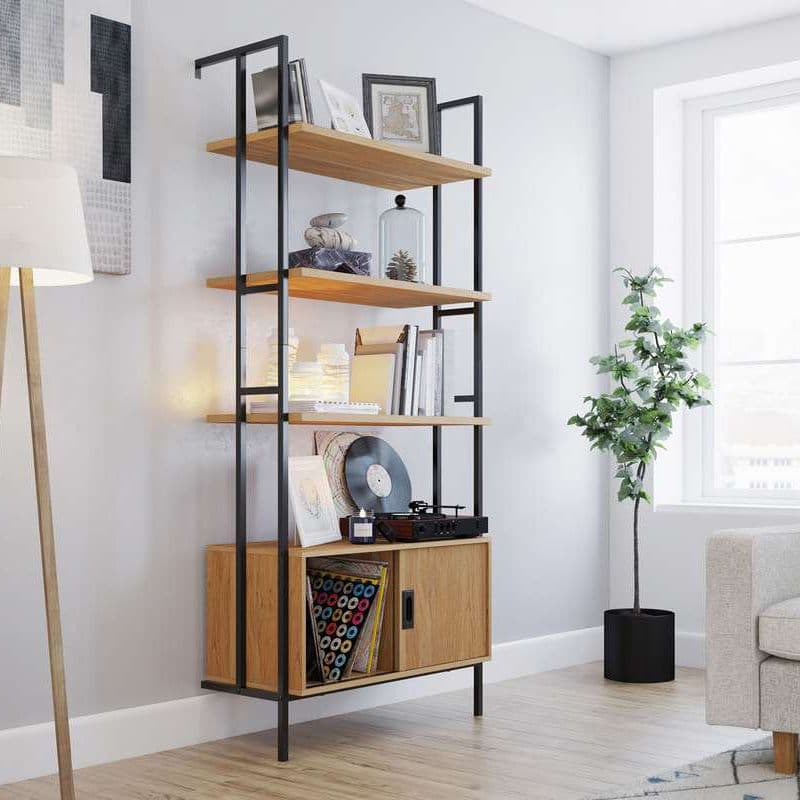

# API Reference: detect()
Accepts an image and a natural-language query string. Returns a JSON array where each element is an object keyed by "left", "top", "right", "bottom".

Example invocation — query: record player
[
  {"left": 376, "top": 501, "right": 488, "bottom": 543},
  {"left": 336, "top": 434, "right": 489, "bottom": 543},
  {"left": 339, "top": 501, "right": 488, "bottom": 543}
]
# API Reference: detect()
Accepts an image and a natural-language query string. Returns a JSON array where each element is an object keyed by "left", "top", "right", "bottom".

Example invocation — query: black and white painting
[{"left": 0, "top": 0, "right": 131, "bottom": 275}]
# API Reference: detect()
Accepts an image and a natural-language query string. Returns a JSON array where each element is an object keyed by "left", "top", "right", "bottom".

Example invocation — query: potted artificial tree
[{"left": 569, "top": 268, "right": 711, "bottom": 683}]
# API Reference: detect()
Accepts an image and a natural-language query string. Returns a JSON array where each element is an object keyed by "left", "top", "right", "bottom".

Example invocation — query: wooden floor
[{"left": 0, "top": 663, "right": 762, "bottom": 800}]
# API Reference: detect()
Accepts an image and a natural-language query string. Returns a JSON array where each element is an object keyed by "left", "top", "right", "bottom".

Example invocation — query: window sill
[{"left": 655, "top": 501, "right": 800, "bottom": 515}]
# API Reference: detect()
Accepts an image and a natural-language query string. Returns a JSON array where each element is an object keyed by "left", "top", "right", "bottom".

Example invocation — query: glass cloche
[{"left": 378, "top": 194, "right": 426, "bottom": 283}]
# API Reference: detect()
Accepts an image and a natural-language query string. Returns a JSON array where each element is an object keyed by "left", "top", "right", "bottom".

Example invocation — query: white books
[
  {"left": 350, "top": 353, "right": 396, "bottom": 414},
  {"left": 411, "top": 353, "right": 422, "bottom": 416},
  {"left": 252, "top": 400, "right": 380, "bottom": 415},
  {"left": 441, "top": 329, "right": 456, "bottom": 415},
  {"left": 417, "top": 330, "right": 445, "bottom": 415}
]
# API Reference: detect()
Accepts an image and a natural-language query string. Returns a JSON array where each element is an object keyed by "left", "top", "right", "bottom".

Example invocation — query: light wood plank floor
[{"left": 0, "top": 663, "right": 762, "bottom": 800}]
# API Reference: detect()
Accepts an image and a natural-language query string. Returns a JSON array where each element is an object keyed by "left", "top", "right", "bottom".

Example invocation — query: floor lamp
[{"left": 0, "top": 158, "right": 93, "bottom": 800}]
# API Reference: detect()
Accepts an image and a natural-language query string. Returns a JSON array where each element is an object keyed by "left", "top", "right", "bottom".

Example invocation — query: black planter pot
[{"left": 604, "top": 608, "right": 675, "bottom": 683}]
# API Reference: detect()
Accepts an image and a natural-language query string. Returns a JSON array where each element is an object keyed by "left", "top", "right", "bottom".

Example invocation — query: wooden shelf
[
  {"left": 206, "top": 412, "right": 489, "bottom": 427},
  {"left": 206, "top": 267, "right": 491, "bottom": 309},
  {"left": 207, "top": 536, "right": 492, "bottom": 559},
  {"left": 295, "top": 657, "right": 489, "bottom": 697},
  {"left": 206, "top": 122, "right": 492, "bottom": 190}
]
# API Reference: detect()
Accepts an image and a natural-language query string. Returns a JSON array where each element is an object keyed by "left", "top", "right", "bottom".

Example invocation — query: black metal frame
[{"left": 195, "top": 36, "right": 485, "bottom": 761}]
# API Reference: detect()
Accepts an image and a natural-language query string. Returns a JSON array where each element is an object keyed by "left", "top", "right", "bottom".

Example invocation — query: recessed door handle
[{"left": 401, "top": 589, "right": 415, "bottom": 630}]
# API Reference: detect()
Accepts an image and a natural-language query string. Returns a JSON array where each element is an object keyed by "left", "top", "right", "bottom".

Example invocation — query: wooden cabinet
[
  {"left": 396, "top": 543, "right": 491, "bottom": 671},
  {"left": 205, "top": 537, "right": 491, "bottom": 697}
]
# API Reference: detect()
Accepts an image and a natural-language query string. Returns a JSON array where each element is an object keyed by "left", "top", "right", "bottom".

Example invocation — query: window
[{"left": 685, "top": 82, "right": 800, "bottom": 504}]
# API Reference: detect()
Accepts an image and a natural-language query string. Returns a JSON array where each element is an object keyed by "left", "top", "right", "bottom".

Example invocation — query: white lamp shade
[{"left": 0, "top": 157, "right": 93, "bottom": 286}]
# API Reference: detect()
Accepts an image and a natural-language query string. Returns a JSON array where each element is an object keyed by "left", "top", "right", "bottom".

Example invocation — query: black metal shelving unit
[{"left": 195, "top": 35, "right": 485, "bottom": 762}]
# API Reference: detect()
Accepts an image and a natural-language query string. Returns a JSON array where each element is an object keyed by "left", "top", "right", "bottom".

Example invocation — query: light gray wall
[
  {"left": 609, "top": 16, "right": 800, "bottom": 637},
  {"left": 0, "top": 0, "right": 609, "bottom": 730}
]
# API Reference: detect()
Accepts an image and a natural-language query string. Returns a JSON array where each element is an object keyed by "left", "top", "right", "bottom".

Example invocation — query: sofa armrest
[{"left": 706, "top": 525, "right": 800, "bottom": 729}]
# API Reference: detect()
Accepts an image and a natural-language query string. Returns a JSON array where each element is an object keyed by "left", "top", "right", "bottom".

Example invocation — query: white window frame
[{"left": 683, "top": 78, "right": 800, "bottom": 506}]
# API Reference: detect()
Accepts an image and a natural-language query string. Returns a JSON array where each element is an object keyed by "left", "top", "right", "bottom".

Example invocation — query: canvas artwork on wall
[{"left": 0, "top": 0, "right": 131, "bottom": 275}]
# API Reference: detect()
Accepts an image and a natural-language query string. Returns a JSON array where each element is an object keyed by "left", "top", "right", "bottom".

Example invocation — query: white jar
[
  {"left": 290, "top": 361, "right": 323, "bottom": 401},
  {"left": 266, "top": 327, "right": 299, "bottom": 387},
  {"left": 317, "top": 343, "right": 350, "bottom": 402}
]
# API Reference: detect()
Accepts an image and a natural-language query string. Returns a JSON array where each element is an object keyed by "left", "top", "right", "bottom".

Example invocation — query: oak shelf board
[
  {"left": 206, "top": 267, "right": 491, "bottom": 308},
  {"left": 205, "top": 412, "right": 490, "bottom": 427},
  {"left": 206, "top": 122, "right": 492, "bottom": 190},
  {"left": 295, "top": 657, "right": 490, "bottom": 697},
  {"left": 207, "top": 535, "right": 492, "bottom": 560}
]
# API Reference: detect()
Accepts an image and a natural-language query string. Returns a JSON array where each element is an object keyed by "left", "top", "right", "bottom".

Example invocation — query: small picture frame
[
  {"left": 319, "top": 79, "right": 372, "bottom": 138},
  {"left": 362, "top": 74, "right": 439, "bottom": 154},
  {"left": 252, "top": 58, "right": 314, "bottom": 130},
  {"left": 289, "top": 456, "right": 342, "bottom": 548}
]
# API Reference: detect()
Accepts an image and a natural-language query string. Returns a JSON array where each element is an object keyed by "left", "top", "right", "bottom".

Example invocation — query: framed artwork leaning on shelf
[
  {"left": 319, "top": 79, "right": 371, "bottom": 138},
  {"left": 362, "top": 74, "right": 439, "bottom": 154},
  {"left": 289, "top": 456, "right": 343, "bottom": 547}
]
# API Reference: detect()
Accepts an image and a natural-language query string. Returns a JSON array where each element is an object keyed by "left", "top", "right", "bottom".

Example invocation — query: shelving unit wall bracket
[{"left": 195, "top": 35, "right": 489, "bottom": 762}]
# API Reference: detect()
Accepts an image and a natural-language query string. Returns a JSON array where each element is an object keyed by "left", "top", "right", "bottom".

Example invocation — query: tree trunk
[
  {"left": 633, "top": 461, "right": 647, "bottom": 615},
  {"left": 633, "top": 494, "right": 641, "bottom": 615}
]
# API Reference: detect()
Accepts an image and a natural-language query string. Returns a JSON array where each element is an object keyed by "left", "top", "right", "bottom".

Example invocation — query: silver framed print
[
  {"left": 252, "top": 58, "right": 313, "bottom": 130},
  {"left": 362, "top": 74, "right": 439, "bottom": 154}
]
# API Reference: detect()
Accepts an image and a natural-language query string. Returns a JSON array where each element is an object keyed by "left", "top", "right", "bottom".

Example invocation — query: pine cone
[{"left": 387, "top": 249, "right": 418, "bottom": 282}]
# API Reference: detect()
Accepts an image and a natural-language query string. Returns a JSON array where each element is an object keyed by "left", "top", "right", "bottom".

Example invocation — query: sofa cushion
[{"left": 760, "top": 597, "right": 800, "bottom": 660}]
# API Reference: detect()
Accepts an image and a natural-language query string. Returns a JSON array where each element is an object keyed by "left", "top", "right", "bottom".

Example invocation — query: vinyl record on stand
[{"left": 344, "top": 436, "right": 412, "bottom": 513}]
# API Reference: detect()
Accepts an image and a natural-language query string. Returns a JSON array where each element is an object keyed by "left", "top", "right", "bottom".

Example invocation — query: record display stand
[{"left": 196, "top": 35, "right": 491, "bottom": 762}]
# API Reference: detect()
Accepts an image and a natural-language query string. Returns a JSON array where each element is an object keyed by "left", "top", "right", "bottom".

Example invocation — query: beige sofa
[{"left": 706, "top": 525, "right": 800, "bottom": 773}]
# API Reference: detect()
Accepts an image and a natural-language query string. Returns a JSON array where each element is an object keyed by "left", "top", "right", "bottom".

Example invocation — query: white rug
[{"left": 588, "top": 738, "right": 800, "bottom": 799}]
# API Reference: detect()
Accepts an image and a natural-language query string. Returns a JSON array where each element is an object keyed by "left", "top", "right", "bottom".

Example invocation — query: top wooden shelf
[{"left": 206, "top": 122, "right": 492, "bottom": 190}]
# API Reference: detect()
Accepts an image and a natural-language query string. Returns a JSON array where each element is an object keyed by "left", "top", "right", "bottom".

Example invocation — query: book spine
[
  {"left": 441, "top": 329, "right": 455, "bottom": 415},
  {"left": 402, "top": 325, "right": 419, "bottom": 415},
  {"left": 391, "top": 342, "right": 403, "bottom": 415},
  {"left": 412, "top": 353, "right": 422, "bottom": 415}
]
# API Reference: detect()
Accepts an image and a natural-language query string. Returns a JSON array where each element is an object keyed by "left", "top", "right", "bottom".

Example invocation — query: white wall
[
  {"left": 0, "top": 0, "right": 609, "bottom": 734},
  {"left": 609, "top": 16, "right": 800, "bottom": 641}
]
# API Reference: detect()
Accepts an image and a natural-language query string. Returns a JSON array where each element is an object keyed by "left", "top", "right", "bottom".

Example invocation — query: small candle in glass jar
[{"left": 349, "top": 508, "right": 376, "bottom": 544}]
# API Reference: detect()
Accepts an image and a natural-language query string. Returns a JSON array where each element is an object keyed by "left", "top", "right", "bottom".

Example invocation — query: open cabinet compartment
[{"left": 205, "top": 538, "right": 492, "bottom": 697}]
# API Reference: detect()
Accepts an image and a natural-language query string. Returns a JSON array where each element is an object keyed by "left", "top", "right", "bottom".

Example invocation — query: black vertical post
[
  {"left": 234, "top": 54, "right": 248, "bottom": 692},
  {"left": 275, "top": 34, "right": 290, "bottom": 763},
  {"left": 432, "top": 172, "right": 442, "bottom": 506},
  {"left": 435, "top": 96, "right": 485, "bottom": 717},
  {"left": 472, "top": 97, "right": 484, "bottom": 718},
  {"left": 472, "top": 96, "right": 483, "bottom": 517}
]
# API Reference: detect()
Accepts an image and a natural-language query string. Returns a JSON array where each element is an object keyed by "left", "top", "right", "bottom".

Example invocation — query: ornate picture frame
[{"left": 362, "top": 74, "right": 439, "bottom": 154}]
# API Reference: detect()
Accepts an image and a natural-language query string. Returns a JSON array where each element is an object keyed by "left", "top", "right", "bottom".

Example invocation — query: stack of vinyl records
[{"left": 305, "top": 557, "right": 389, "bottom": 684}]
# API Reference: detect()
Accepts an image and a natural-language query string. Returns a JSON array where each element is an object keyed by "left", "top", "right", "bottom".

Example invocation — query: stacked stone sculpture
[{"left": 289, "top": 212, "right": 372, "bottom": 275}]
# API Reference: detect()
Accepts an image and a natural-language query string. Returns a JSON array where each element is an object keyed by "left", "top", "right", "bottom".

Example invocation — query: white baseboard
[
  {"left": 0, "top": 625, "right": 603, "bottom": 786},
  {"left": 676, "top": 630, "right": 706, "bottom": 669}
]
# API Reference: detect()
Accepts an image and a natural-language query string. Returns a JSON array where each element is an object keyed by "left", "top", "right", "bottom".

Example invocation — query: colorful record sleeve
[{"left": 307, "top": 567, "right": 381, "bottom": 683}]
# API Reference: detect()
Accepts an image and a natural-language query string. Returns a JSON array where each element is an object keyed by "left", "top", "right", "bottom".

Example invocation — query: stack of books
[
  {"left": 349, "top": 324, "right": 453, "bottom": 415},
  {"left": 251, "top": 400, "right": 380, "bottom": 415},
  {"left": 306, "top": 558, "right": 389, "bottom": 684}
]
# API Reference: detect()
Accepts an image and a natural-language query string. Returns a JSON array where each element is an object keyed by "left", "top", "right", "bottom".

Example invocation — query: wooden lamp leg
[
  {"left": 19, "top": 268, "right": 76, "bottom": 800},
  {"left": 0, "top": 267, "right": 9, "bottom": 400},
  {"left": 774, "top": 732, "right": 799, "bottom": 774}
]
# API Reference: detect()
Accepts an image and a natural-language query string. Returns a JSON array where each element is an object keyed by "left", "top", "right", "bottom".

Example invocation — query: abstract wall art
[{"left": 0, "top": 0, "right": 131, "bottom": 275}]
